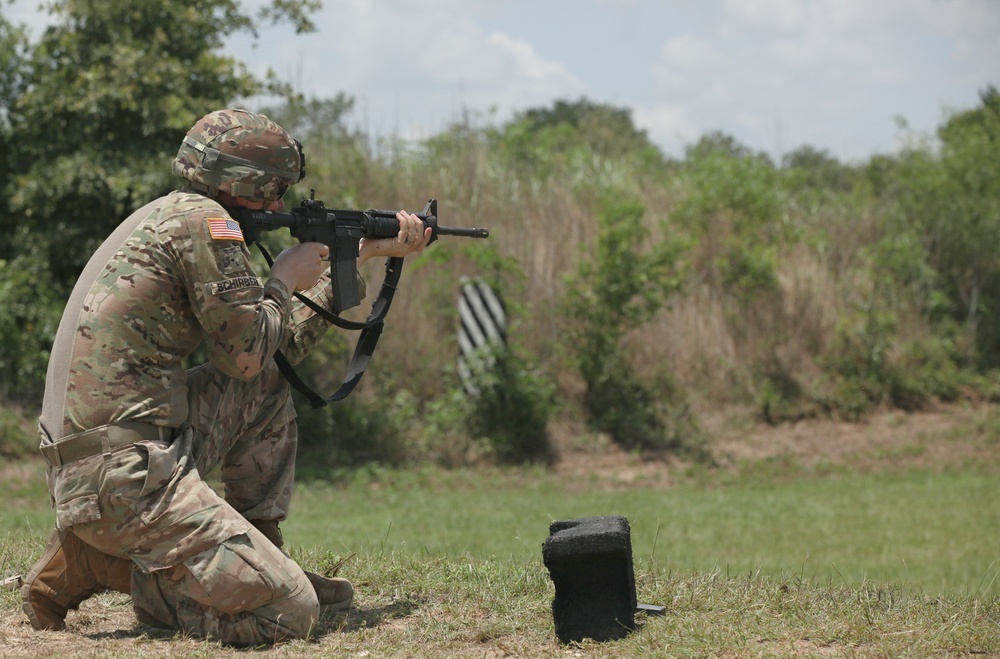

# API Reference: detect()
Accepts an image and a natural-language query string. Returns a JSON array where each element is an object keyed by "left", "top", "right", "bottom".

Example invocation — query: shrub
[
  {"left": 560, "top": 191, "right": 696, "bottom": 453},
  {"left": 462, "top": 346, "right": 556, "bottom": 465}
]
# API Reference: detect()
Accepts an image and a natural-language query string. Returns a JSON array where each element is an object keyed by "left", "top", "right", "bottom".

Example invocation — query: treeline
[{"left": 1, "top": 1, "right": 999, "bottom": 468}]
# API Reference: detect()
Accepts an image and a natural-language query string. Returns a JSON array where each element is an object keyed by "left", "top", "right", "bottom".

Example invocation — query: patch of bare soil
[
  {"left": 711, "top": 404, "right": 996, "bottom": 469},
  {"left": 0, "top": 595, "right": 360, "bottom": 659},
  {"left": 551, "top": 402, "right": 1000, "bottom": 490}
]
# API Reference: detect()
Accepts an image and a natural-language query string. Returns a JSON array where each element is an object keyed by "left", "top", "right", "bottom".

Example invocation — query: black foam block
[{"left": 542, "top": 515, "right": 637, "bottom": 643}]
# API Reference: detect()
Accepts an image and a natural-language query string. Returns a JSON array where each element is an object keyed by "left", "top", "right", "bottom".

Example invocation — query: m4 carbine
[
  {"left": 225, "top": 193, "right": 491, "bottom": 406},
  {"left": 228, "top": 194, "right": 489, "bottom": 314}
]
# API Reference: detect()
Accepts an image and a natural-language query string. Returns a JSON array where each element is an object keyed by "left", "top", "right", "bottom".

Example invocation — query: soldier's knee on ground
[
  {"left": 247, "top": 519, "right": 354, "bottom": 613},
  {"left": 131, "top": 531, "right": 318, "bottom": 645}
]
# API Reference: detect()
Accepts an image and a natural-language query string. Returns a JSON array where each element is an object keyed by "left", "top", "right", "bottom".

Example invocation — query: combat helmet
[{"left": 172, "top": 108, "right": 305, "bottom": 204}]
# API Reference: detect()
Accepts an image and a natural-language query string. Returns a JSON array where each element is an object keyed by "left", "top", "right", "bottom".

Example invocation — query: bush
[
  {"left": 584, "top": 360, "right": 706, "bottom": 457},
  {"left": 295, "top": 392, "right": 412, "bottom": 474},
  {"left": 0, "top": 405, "right": 37, "bottom": 459},
  {"left": 560, "top": 191, "right": 699, "bottom": 453},
  {"left": 462, "top": 346, "right": 556, "bottom": 465}
]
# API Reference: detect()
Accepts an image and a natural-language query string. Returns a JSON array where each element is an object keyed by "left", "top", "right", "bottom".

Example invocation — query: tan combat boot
[
  {"left": 249, "top": 519, "right": 354, "bottom": 613},
  {"left": 21, "top": 528, "right": 134, "bottom": 631}
]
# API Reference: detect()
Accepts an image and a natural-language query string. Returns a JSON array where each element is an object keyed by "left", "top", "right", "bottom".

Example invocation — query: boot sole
[{"left": 320, "top": 596, "right": 353, "bottom": 615}]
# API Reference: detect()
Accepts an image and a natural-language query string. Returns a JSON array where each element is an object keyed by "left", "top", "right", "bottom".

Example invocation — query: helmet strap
[{"left": 182, "top": 136, "right": 300, "bottom": 181}]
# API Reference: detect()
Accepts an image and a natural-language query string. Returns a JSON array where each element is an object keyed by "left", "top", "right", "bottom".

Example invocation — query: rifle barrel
[{"left": 437, "top": 226, "right": 490, "bottom": 238}]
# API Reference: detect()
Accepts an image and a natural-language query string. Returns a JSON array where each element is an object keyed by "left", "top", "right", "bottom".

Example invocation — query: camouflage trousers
[{"left": 62, "top": 359, "right": 319, "bottom": 645}]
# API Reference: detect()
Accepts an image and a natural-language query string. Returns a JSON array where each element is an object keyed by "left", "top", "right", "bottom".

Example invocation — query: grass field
[
  {"left": 315, "top": 467, "right": 1000, "bottom": 593},
  {"left": 1, "top": 404, "right": 998, "bottom": 656}
]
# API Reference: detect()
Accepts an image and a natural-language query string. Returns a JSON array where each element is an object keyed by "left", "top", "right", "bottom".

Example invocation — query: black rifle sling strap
[{"left": 254, "top": 241, "right": 404, "bottom": 407}]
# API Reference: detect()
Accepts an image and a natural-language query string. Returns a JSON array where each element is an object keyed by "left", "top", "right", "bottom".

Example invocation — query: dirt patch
[
  {"left": 551, "top": 402, "right": 1000, "bottom": 489},
  {"left": 0, "top": 595, "right": 186, "bottom": 659},
  {"left": 709, "top": 403, "right": 1000, "bottom": 472}
]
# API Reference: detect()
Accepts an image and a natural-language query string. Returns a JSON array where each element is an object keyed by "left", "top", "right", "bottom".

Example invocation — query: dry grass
[
  {"left": 348, "top": 159, "right": 896, "bottom": 429},
  {"left": 2, "top": 403, "right": 1000, "bottom": 657},
  {"left": 2, "top": 554, "right": 998, "bottom": 658}
]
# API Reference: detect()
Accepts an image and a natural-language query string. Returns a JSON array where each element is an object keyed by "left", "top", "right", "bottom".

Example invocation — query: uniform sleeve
[
  {"left": 164, "top": 205, "right": 291, "bottom": 381},
  {"left": 280, "top": 270, "right": 368, "bottom": 365}
]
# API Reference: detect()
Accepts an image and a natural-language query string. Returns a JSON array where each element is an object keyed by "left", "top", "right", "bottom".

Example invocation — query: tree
[
  {"left": 0, "top": 0, "right": 317, "bottom": 404},
  {"left": 894, "top": 87, "right": 1000, "bottom": 365},
  {"left": 781, "top": 144, "right": 856, "bottom": 192},
  {"left": 674, "top": 135, "right": 787, "bottom": 301},
  {"left": 517, "top": 97, "right": 660, "bottom": 158},
  {"left": 685, "top": 130, "right": 772, "bottom": 165},
  {"left": 493, "top": 97, "right": 668, "bottom": 174},
  {"left": 560, "top": 193, "right": 693, "bottom": 451},
  {"left": 2, "top": 0, "right": 317, "bottom": 277},
  {"left": 0, "top": 12, "right": 29, "bottom": 198}
]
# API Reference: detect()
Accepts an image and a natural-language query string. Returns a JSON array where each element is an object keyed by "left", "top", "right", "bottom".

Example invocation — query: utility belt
[{"left": 39, "top": 421, "right": 174, "bottom": 468}]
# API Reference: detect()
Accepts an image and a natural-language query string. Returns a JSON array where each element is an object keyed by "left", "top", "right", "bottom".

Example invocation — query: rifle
[
  {"left": 228, "top": 193, "right": 489, "bottom": 313},
  {"left": 225, "top": 192, "right": 490, "bottom": 406}
]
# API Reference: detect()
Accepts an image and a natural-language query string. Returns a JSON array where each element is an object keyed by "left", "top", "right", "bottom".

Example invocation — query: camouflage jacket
[{"left": 39, "top": 189, "right": 343, "bottom": 441}]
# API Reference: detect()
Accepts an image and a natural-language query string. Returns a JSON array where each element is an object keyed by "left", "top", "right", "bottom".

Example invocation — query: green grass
[
  {"left": 291, "top": 466, "right": 1000, "bottom": 598},
  {"left": 3, "top": 541, "right": 997, "bottom": 657},
  {"left": 4, "top": 461, "right": 997, "bottom": 598},
  {"left": 1, "top": 455, "right": 998, "bottom": 656}
]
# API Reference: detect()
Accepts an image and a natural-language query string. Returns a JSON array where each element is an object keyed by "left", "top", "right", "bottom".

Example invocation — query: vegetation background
[
  {"left": 3, "top": 2, "right": 1000, "bottom": 467},
  {"left": 0, "top": 1, "right": 998, "bottom": 655}
]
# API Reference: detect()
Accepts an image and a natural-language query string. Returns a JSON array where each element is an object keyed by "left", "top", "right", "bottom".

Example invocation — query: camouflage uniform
[{"left": 33, "top": 110, "right": 345, "bottom": 645}]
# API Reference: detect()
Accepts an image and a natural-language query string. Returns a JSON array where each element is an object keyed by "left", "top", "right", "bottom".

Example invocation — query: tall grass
[
  {"left": 287, "top": 113, "right": 975, "bottom": 458},
  {"left": 4, "top": 101, "right": 993, "bottom": 463}
]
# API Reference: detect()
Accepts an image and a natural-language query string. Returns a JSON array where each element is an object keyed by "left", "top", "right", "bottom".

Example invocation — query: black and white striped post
[{"left": 457, "top": 278, "right": 507, "bottom": 395}]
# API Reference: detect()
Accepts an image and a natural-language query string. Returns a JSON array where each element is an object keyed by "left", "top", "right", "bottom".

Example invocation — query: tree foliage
[
  {"left": 0, "top": 0, "right": 317, "bottom": 404},
  {"left": 492, "top": 97, "right": 668, "bottom": 178},
  {"left": 674, "top": 133, "right": 787, "bottom": 301},
  {"left": 1, "top": 1, "right": 998, "bottom": 458},
  {"left": 890, "top": 86, "right": 1000, "bottom": 365},
  {"left": 782, "top": 145, "right": 857, "bottom": 193},
  {"left": 560, "top": 193, "right": 693, "bottom": 451}
]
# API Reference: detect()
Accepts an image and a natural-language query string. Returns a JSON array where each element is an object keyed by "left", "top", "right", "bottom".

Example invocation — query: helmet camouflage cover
[{"left": 172, "top": 108, "right": 305, "bottom": 204}]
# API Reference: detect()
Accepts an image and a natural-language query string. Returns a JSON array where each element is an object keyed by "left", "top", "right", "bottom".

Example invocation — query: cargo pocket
[
  {"left": 55, "top": 493, "right": 101, "bottom": 530},
  {"left": 183, "top": 533, "right": 296, "bottom": 615},
  {"left": 138, "top": 439, "right": 182, "bottom": 499},
  {"left": 129, "top": 428, "right": 191, "bottom": 525}
]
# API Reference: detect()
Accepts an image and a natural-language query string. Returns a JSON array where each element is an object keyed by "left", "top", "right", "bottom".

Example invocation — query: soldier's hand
[
  {"left": 358, "top": 211, "right": 432, "bottom": 266},
  {"left": 270, "top": 242, "right": 329, "bottom": 292}
]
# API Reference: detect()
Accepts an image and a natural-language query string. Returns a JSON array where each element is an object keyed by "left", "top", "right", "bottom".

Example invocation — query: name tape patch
[
  {"left": 207, "top": 217, "right": 245, "bottom": 242},
  {"left": 206, "top": 276, "right": 262, "bottom": 296}
]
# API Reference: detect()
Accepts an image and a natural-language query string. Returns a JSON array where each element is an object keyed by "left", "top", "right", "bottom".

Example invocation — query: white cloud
[
  {"left": 720, "top": 0, "right": 807, "bottom": 35},
  {"left": 236, "top": 0, "right": 586, "bottom": 139},
  {"left": 4, "top": 0, "right": 58, "bottom": 39},
  {"left": 635, "top": 0, "right": 1000, "bottom": 160},
  {"left": 4, "top": 0, "right": 999, "bottom": 161},
  {"left": 632, "top": 102, "right": 699, "bottom": 157}
]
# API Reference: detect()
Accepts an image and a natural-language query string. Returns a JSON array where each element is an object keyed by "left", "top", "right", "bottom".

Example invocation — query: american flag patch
[{"left": 207, "top": 218, "right": 244, "bottom": 242}]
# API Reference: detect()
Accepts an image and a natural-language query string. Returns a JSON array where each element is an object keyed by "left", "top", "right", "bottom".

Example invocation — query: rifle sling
[{"left": 254, "top": 242, "right": 403, "bottom": 407}]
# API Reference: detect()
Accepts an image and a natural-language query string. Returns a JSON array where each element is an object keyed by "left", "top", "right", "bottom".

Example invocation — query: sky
[{"left": 6, "top": 0, "right": 1000, "bottom": 163}]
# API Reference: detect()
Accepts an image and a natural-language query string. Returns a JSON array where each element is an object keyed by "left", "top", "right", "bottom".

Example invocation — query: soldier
[{"left": 21, "top": 108, "right": 431, "bottom": 645}]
